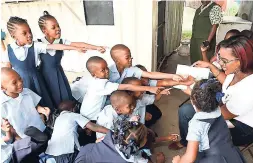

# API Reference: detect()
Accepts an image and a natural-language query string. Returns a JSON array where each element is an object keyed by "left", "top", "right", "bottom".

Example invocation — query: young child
[
  {"left": 172, "top": 79, "right": 245, "bottom": 163},
  {"left": 96, "top": 90, "right": 136, "bottom": 139},
  {"left": 75, "top": 120, "right": 166, "bottom": 163},
  {"left": 2, "top": 17, "right": 85, "bottom": 111},
  {"left": 80, "top": 56, "right": 163, "bottom": 121},
  {"left": 45, "top": 100, "right": 109, "bottom": 163},
  {"left": 37, "top": 11, "right": 106, "bottom": 107},
  {"left": 122, "top": 77, "right": 169, "bottom": 125},
  {"left": 136, "top": 64, "right": 194, "bottom": 127},
  {"left": 109, "top": 44, "right": 183, "bottom": 84}
]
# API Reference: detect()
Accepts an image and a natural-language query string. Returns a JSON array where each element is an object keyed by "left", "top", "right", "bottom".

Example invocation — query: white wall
[{"left": 1, "top": 0, "right": 155, "bottom": 72}]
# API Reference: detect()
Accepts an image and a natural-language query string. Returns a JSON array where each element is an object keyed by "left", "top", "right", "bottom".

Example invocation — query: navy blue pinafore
[
  {"left": 7, "top": 44, "right": 55, "bottom": 110},
  {"left": 38, "top": 39, "right": 73, "bottom": 107}
]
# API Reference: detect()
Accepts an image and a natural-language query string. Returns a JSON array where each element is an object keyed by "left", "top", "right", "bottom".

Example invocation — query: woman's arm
[
  {"left": 70, "top": 42, "right": 106, "bottom": 53},
  {"left": 47, "top": 44, "right": 86, "bottom": 53},
  {"left": 220, "top": 105, "right": 237, "bottom": 120},
  {"left": 85, "top": 122, "right": 109, "bottom": 134},
  {"left": 173, "top": 141, "right": 199, "bottom": 163},
  {"left": 142, "top": 71, "right": 183, "bottom": 81},
  {"left": 118, "top": 84, "right": 163, "bottom": 94}
]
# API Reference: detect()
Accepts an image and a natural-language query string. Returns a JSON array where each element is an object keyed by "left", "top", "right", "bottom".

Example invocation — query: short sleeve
[
  {"left": 128, "top": 67, "right": 143, "bottom": 79},
  {"left": 62, "top": 39, "right": 71, "bottom": 45},
  {"left": 186, "top": 119, "right": 203, "bottom": 142},
  {"left": 97, "top": 80, "right": 119, "bottom": 95},
  {"left": 149, "top": 80, "right": 157, "bottom": 87},
  {"left": 25, "top": 89, "right": 41, "bottom": 107},
  {"left": 1, "top": 50, "right": 10, "bottom": 62},
  {"left": 140, "top": 94, "right": 155, "bottom": 106},
  {"left": 34, "top": 42, "right": 47, "bottom": 54},
  {"left": 74, "top": 113, "right": 90, "bottom": 128},
  {"left": 209, "top": 5, "right": 223, "bottom": 25}
]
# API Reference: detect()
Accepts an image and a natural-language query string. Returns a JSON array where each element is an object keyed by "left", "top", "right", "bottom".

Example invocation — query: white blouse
[{"left": 222, "top": 74, "right": 253, "bottom": 128}]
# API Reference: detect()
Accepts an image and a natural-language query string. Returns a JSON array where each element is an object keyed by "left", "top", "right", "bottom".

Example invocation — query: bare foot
[
  {"left": 156, "top": 152, "right": 165, "bottom": 163},
  {"left": 155, "top": 134, "right": 179, "bottom": 143}
]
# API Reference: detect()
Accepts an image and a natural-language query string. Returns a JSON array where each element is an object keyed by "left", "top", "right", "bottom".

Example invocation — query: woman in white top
[{"left": 170, "top": 35, "right": 253, "bottom": 150}]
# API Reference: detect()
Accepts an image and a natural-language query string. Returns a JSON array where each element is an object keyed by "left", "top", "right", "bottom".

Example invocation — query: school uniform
[
  {"left": 132, "top": 94, "right": 155, "bottom": 124},
  {"left": 38, "top": 38, "right": 73, "bottom": 107},
  {"left": 80, "top": 78, "right": 119, "bottom": 120},
  {"left": 46, "top": 111, "right": 89, "bottom": 163},
  {"left": 187, "top": 109, "right": 245, "bottom": 163},
  {"left": 222, "top": 74, "right": 253, "bottom": 146},
  {"left": 1, "top": 131, "right": 13, "bottom": 163},
  {"left": 3, "top": 41, "right": 54, "bottom": 110},
  {"left": 75, "top": 131, "right": 148, "bottom": 163},
  {"left": 1, "top": 88, "right": 46, "bottom": 138},
  {"left": 71, "top": 75, "right": 92, "bottom": 103}
]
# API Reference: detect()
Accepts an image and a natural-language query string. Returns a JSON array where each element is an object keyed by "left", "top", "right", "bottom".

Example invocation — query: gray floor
[{"left": 151, "top": 52, "right": 253, "bottom": 162}]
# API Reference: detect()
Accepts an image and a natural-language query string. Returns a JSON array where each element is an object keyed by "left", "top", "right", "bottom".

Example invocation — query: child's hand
[
  {"left": 149, "top": 87, "right": 164, "bottom": 94},
  {"left": 200, "top": 44, "right": 209, "bottom": 52},
  {"left": 145, "top": 113, "right": 152, "bottom": 121},
  {"left": 96, "top": 46, "right": 107, "bottom": 53},
  {"left": 130, "top": 115, "right": 140, "bottom": 121},
  {"left": 172, "top": 155, "right": 181, "bottom": 163},
  {"left": 84, "top": 128, "right": 92, "bottom": 136},
  {"left": 156, "top": 152, "right": 165, "bottom": 163},
  {"left": 1, "top": 119, "right": 11, "bottom": 132},
  {"left": 96, "top": 136, "right": 105, "bottom": 143},
  {"left": 181, "top": 76, "right": 195, "bottom": 86},
  {"left": 37, "top": 106, "right": 51, "bottom": 120},
  {"left": 172, "top": 74, "right": 183, "bottom": 82},
  {"left": 77, "top": 47, "right": 87, "bottom": 53},
  {"left": 159, "top": 88, "right": 171, "bottom": 95}
]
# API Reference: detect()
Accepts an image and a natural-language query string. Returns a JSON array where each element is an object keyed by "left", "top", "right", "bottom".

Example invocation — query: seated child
[
  {"left": 96, "top": 90, "right": 136, "bottom": 139},
  {"left": 75, "top": 120, "right": 167, "bottom": 163},
  {"left": 109, "top": 44, "right": 183, "bottom": 84},
  {"left": 172, "top": 79, "right": 245, "bottom": 163},
  {"left": 122, "top": 77, "right": 169, "bottom": 125},
  {"left": 136, "top": 64, "right": 194, "bottom": 127},
  {"left": 80, "top": 56, "right": 162, "bottom": 120},
  {"left": 1, "top": 67, "right": 49, "bottom": 139}
]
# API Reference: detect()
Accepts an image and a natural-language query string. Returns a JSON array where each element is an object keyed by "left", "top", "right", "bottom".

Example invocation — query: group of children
[{"left": 1, "top": 10, "right": 251, "bottom": 163}]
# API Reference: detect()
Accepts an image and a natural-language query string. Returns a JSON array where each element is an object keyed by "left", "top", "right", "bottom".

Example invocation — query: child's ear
[{"left": 42, "top": 27, "right": 47, "bottom": 34}]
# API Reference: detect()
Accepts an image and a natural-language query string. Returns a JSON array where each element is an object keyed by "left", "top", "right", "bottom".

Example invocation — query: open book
[{"left": 174, "top": 64, "right": 210, "bottom": 90}]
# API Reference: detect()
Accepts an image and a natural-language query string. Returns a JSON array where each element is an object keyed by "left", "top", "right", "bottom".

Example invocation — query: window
[{"left": 83, "top": 0, "right": 114, "bottom": 25}]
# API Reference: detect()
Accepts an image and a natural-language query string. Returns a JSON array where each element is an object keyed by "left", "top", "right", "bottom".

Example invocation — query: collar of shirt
[
  {"left": 200, "top": 1, "right": 214, "bottom": 13},
  {"left": 40, "top": 37, "right": 62, "bottom": 56},
  {"left": 1, "top": 89, "right": 29, "bottom": 104},
  {"left": 109, "top": 64, "right": 121, "bottom": 83},
  {"left": 10, "top": 41, "right": 33, "bottom": 50},
  {"left": 192, "top": 108, "right": 221, "bottom": 120}
]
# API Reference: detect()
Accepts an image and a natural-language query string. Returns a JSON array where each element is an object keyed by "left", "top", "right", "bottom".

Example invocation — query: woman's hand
[
  {"left": 193, "top": 60, "right": 211, "bottom": 68},
  {"left": 96, "top": 46, "right": 107, "bottom": 53}
]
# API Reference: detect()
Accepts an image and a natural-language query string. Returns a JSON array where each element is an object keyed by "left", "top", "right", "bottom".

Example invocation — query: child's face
[
  {"left": 140, "top": 77, "right": 149, "bottom": 86},
  {"left": 92, "top": 60, "right": 109, "bottom": 79},
  {"left": 43, "top": 18, "right": 61, "bottom": 39},
  {"left": 13, "top": 24, "right": 33, "bottom": 46},
  {"left": 129, "top": 80, "right": 144, "bottom": 99},
  {"left": 115, "top": 49, "right": 132, "bottom": 68},
  {"left": 1, "top": 72, "right": 23, "bottom": 94}
]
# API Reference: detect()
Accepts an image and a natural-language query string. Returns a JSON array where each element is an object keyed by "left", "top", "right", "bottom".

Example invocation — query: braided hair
[
  {"left": 7, "top": 17, "right": 28, "bottom": 37},
  {"left": 38, "top": 11, "right": 56, "bottom": 31},
  {"left": 113, "top": 120, "right": 147, "bottom": 159},
  {"left": 191, "top": 79, "right": 224, "bottom": 113}
]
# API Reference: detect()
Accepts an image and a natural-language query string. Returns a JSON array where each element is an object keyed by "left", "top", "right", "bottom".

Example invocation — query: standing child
[
  {"left": 172, "top": 79, "right": 245, "bottom": 163},
  {"left": 2, "top": 17, "right": 85, "bottom": 111},
  {"left": 75, "top": 120, "right": 167, "bottom": 163},
  {"left": 45, "top": 100, "right": 109, "bottom": 163},
  {"left": 37, "top": 11, "right": 106, "bottom": 107},
  {"left": 80, "top": 56, "right": 163, "bottom": 121},
  {"left": 109, "top": 44, "right": 183, "bottom": 84}
]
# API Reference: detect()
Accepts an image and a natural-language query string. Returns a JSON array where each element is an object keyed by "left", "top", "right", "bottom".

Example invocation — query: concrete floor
[{"left": 65, "top": 52, "right": 253, "bottom": 162}]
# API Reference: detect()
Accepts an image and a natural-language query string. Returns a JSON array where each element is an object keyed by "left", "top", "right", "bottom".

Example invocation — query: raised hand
[{"left": 1, "top": 118, "right": 11, "bottom": 132}]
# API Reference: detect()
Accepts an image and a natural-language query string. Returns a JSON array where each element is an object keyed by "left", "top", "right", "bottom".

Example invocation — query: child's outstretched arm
[
  {"left": 141, "top": 71, "right": 183, "bottom": 81},
  {"left": 172, "top": 141, "right": 199, "bottom": 163},
  {"left": 85, "top": 122, "right": 109, "bottom": 134},
  {"left": 70, "top": 42, "right": 106, "bottom": 53},
  {"left": 118, "top": 84, "right": 163, "bottom": 94},
  {"left": 46, "top": 44, "right": 86, "bottom": 53},
  {"left": 156, "top": 76, "right": 195, "bottom": 87},
  {"left": 155, "top": 88, "right": 171, "bottom": 101}
]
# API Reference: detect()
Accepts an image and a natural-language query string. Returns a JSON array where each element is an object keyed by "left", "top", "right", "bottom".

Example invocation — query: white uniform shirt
[
  {"left": 96, "top": 105, "right": 119, "bottom": 139},
  {"left": 80, "top": 78, "right": 119, "bottom": 120},
  {"left": 109, "top": 64, "right": 143, "bottom": 83},
  {"left": 71, "top": 75, "right": 92, "bottom": 103},
  {"left": 39, "top": 37, "right": 71, "bottom": 56},
  {"left": 2, "top": 41, "right": 47, "bottom": 67},
  {"left": 1, "top": 131, "right": 13, "bottom": 163},
  {"left": 222, "top": 74, "right": 253, "bottom": 128},
  {"left": 45, "top": 111, "right": 89, "bottom": 156},
  {"left": 1, "top": 88, "right": 46, "bottom": 138},
  {"left": 132, "top": 94, "right": 155, "bottom": 124}
]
